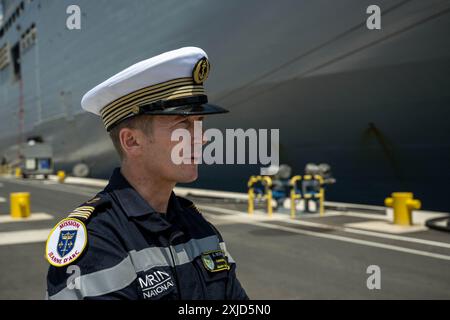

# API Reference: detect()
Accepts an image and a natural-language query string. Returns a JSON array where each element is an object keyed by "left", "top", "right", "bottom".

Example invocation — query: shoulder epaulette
[
  {"left": 176, "top": 195, "right": 192, "bottom": 206},
  {"left": 67, "top": 193, "right": 110, "bottom": 223},
  {"left": 176, "top": 196, "right": 201, "bottom": 213}
]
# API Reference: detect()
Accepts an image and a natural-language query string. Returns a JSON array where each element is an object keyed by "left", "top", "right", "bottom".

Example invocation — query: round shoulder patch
[{"left": 45, "top": 218, "right": 87, "bottom": 267}]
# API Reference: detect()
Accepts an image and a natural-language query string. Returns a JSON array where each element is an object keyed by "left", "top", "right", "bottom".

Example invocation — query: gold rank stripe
[
  {"left": 69, "top": 211, "right": 91, "bottom": 216},
  {"left": 100, "top": 77, "right": 196, "bottom": 118},
  {"left": 68, "top": 212, "right": 91, "bottom": 218},
  {"left": 68, "top": 215, "right": 90, "bottom": 220},
  {"left": 69, "top": 208, "right": 94, "bottom": 216},
  {"left": 102, "top": 85, "right": 205, "bottom": 127},
  {"left": 72, "top": 206, "right": 95, "bottom": 213},
  {"left": 102, "top": 84, "right": 204, "bottom": 124},
  {"left": 70, "top": 209, "right": 93, "bottom": 214},
  {"left": 74, "top": 206, "right": 95, "bottom": 210},
  {"left": 102, "top": 88, "right": 205, "bottom": 129},
  {"left": 190, "top": 204, "right": 201, "bottom": 213},
  {"left": 69, "top": 211, "right": 92, "bottom": 216},
  {"left": 70, "top": 211, "right": 92, "bottom": 217},
  {"left": 102, "top": 87, "right": 205, "bottom": 129}
]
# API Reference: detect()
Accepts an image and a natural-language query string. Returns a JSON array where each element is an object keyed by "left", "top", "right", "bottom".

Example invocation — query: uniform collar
[
  {"left": 104, "top": 168, "right": 187, "bottom": 233},
  {"left": 105, "top": 167, "right": 156, "bottom": 217}
]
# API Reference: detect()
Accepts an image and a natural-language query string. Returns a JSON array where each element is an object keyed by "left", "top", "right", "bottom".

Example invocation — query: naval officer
[{"left": 45, "top": 47, "right": 248, "bottom": 300}]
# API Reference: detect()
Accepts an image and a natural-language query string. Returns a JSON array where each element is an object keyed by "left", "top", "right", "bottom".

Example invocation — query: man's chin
[
  {"left": 177, "top": 175, "right": 198, "bottom": 184},
  {"left": 175, "top": 166, "right": 198, "bottom": 183}
]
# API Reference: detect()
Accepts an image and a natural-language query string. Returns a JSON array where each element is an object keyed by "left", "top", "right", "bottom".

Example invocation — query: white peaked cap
[{"left": 81, "top": 47, "right": 227, "bottom": 131}]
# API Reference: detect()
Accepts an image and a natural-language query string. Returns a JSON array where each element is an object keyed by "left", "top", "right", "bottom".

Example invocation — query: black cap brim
[{"left": 141, "top": 103, "right": 229, "bottom": 116}]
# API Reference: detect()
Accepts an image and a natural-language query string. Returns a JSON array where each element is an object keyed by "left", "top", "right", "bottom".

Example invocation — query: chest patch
[
  {"left": 137, "top": 268, "right": 176, "bottom": 300},
  {"left": 201, "top": 250, "right": 230, "bottom": 273}
]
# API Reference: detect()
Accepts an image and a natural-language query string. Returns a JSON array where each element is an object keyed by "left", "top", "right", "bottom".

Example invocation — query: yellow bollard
[
  {"left": 10, "top": 192, "right": 31, "bottom": 218},
  {"left": 247, "top": 176, "right": 258, "bottom": 215},
  {"left": 263, "top": 176, "right": 273, "bottom": 217},
  {"left": 57, "top": 170, "right": 66, "bottom": 183},
  {"left": 267, "top": 188, "right": 273, "bottom": 217},
  {"left": 319, "top": 188, "right": 325, "bottom": 216},
  {"left": 248, "top": 188, "right": 254, "bottom": 215},
  {"left": 289, "top": 175, "right": 302, "bottom": 219},
  {"left": 247, "top": 175, "right": 273, "bottom": 217},
  {"left": 15, "top": 167, "right": 22, "bottom": 178},
  {"left": 385, "top": 192, "right": 421, "bottom": 226}
]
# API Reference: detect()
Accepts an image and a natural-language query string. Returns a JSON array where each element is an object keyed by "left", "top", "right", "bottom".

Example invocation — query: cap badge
[{"left": 192, "top": 57, "right": 210, "bottom": 84}]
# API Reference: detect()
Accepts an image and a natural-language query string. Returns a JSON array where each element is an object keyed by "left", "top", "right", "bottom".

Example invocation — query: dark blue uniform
[{"left": 46, "top": 168, "right": 248, "bottom": 300}]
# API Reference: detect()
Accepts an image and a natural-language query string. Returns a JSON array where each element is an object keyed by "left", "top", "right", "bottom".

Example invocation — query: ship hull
[{"left": 0, "top": 0, "right": 449, "bottom": 211}]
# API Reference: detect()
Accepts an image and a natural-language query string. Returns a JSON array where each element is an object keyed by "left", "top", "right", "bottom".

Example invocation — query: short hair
[{"left": 109, "top": 115, "right": 153, "bottom": 160}]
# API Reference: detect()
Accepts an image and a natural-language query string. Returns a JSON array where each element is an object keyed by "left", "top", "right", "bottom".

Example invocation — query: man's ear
[{"left": 119, "top": 127, "right": 142, "bottom": 157}]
